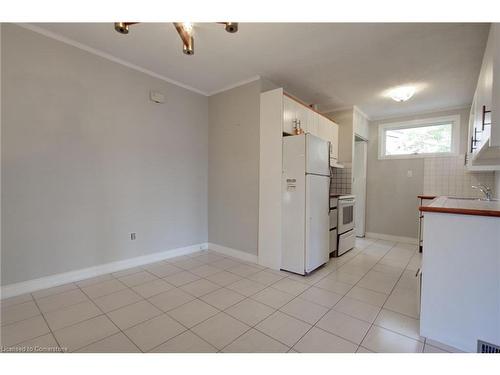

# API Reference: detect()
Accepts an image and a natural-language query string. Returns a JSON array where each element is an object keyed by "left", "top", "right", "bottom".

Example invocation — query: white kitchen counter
[
  {"left": 420, "top": 196, "right": 500, "bottom": 217},
  {"left": 419, "top": 205, "right": 500, "bottom": 352}
]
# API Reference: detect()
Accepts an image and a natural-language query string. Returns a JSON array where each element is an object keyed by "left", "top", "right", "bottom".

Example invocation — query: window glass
[{"left": 385, "top": 123, "right": 453, "bottom": 156}]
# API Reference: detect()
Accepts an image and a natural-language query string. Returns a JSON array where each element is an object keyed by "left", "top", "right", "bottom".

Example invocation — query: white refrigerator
[{"left": 282, "top": 133, "right": 330, "bottom": 275}]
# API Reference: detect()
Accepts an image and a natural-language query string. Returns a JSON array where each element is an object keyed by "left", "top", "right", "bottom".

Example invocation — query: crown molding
[
  {"left": 207, "top": 75, "right": 261, "bottom": 96},
  {"left": 353, "top": 105, "right": 372, "bottom": 121},
  {"left": 16, "top": 23, "right": 209, "bottom": 96},
  {"left": 370, "top": 104, "right": 471, "bottom": 122},
  {"left": 321, "top": 105, "right": 354, "bottom": 114},
  {"left": 15, "top": 24, "right": 264, "bottom": 98}
]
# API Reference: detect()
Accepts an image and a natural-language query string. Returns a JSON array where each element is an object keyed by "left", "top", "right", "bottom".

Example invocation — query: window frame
[{"left": 378, "top": 115, "right": 461, "bottom": 160}]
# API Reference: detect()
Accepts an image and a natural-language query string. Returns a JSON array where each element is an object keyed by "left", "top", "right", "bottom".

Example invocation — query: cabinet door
[
  {"left": 296, "top": 103, "right": 309, "bottom": 134},
  {"left": 283, "top": 96, "right": 297, "bottom": 135},
  {"left": 468, "top": 96, "right": 477, "bottom": 160},
  {"left": 307, "top": 110, "right": 319, "bottom": 136},
  {"left": 331, "top": 122, "right": 339, "bottom": 161},
  {"left": 317, "top": 116, "right": 329, "bottom": 142}
]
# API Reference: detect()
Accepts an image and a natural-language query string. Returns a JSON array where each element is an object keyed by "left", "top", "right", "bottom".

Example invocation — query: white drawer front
[
  {"left": 329, "top": 229, "right": 337, "bottom": 253},
  {"left": 338, "top": 230, "right": 355, "bottom": 256},
  {"left": 329, "top": 208, "right": 337, "bottom": 229}
]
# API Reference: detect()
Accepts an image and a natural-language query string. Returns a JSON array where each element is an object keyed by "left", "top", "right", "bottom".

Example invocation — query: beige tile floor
[{"left": 0, "top": 239, "right": 464, "bottom": 353}]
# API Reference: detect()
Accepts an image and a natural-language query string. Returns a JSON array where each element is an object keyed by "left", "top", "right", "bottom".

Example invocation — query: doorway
[{"left": 353, "top": 136, "right": 368, "bottom": 237}]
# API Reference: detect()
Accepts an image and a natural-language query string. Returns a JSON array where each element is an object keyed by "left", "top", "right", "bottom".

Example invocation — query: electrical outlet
[
  {"left": 407, "top": 170, "right": 413, "bottom": 178},
  {"left": 130, "top": 233, "right": 136, "bottom": 240}
]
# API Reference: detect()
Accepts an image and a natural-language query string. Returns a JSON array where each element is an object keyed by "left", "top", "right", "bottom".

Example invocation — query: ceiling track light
[
  {"left": 173, "top": 22, "right": 194, "bottom": 55},
  {"left": 113, "top": 22, "right": 239, "bottom": 56},
  {"left": 218, "top": 22, "right": 238, "bottom": 33},
  {"left": 114, "top": 22, "right": 138, "bottom": 34}
]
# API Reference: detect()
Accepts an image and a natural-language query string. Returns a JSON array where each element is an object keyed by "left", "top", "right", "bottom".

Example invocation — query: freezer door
[
  {"left": 305, "top": 174, "right": 330, "bottom": 273},
  {"left": 306, "top": 134, "right": 330, "bottom": 176}
]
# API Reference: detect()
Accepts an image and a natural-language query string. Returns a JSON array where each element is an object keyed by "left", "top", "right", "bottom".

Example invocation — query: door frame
[{"left": 353, "top": 136, "right": 368, "bottom": 237}]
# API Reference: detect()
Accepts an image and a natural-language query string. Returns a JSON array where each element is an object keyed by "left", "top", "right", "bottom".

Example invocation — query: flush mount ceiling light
[
  {"left": 388, "top": 85, "right": 416, "bottom": 102},
  {"left": 114, "top": 22, "right": 238, "bottom": 56}
]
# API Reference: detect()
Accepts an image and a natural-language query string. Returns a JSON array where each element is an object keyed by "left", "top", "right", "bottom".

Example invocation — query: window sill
[{"left": 378, "top": 152, "right": 459, "bottom": 161}]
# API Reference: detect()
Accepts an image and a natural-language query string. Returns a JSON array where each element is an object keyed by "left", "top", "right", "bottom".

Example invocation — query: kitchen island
[{"left": 419, "top": 197, "right": 500, "bottom": 352}]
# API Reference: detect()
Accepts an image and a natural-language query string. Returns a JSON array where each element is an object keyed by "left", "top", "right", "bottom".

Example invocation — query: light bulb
[
  {"left": 182, "top": 22, "right": 193, "bottom": 34},
  {"left": 388, "top": 86, "right": 416, "bottom": 102}
]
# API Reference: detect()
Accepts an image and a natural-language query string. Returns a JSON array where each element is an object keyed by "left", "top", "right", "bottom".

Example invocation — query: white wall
[
  {"left": 208, "top": 79, "right": 262, "bottom": 255},
  {"left": 1, "top": 24, "right": 208, "bottom": 285},
  {"left": 496, "top": 172, "right": 500, "bottom": 198},
  {"left": 366, "top": 107, "right": 472, "bottom": 239}
]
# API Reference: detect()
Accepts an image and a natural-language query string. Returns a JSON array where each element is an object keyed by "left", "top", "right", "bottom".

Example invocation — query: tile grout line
[
  {"left": 29, "top": 291, "right": 65, "bottom": 351},
  {"left": 3, "top": 250, "right": 299, "bottom": 350},
  {"left": 144, "top": 264, "right": 308, "bottom": 352},
  {"left": 44, "top": 266, "right": 301, "bottom": 352},
  {"left": 355, "top": 242, "right": 422, "bottom": 352},
  {"left": 243, "top": 252, "right": 374, "bottom": 351},
  {"left": 0, "top": 244, "right": 362, "bottom": 350},
  {"left": 4, "top": 253, "right": 221, "bottom": 331},
  {"left": 2, "top": 242, "right": 427, "bottom": 353},
  {"left": 346, "top": 241, "right": 401, "bottom": 351},
  {"left": 285, "top": 241, "right": 397, "bottom": 351},
  {"left": 151, "top": 240, "right": 392, "bottom": 352},
  {"left": 145, "top": 266, "right": 286, "bottom": 352},
  {"left": 75, "top": 260, "right": 268, "bottom": 352},
  {"left": 74, "top": 283, "right": 145, "bottom": 353}
]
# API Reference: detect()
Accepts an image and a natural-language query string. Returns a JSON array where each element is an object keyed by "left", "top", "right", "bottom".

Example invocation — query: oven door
[{"left": 338, "top": 199, "right": 355, "bottom": 234}]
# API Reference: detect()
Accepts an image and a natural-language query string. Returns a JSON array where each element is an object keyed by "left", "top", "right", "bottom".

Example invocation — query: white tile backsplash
[
  {"left": 423, "top": 155, "right": 495, "bottom": 198},
  {"left": 331, "top": 166, "right": 352, "bottom": 195}
]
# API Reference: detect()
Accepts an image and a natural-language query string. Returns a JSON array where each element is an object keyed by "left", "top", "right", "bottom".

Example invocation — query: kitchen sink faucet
[{"left": 472, "top": 184, "right": 493, "bottom": 201}]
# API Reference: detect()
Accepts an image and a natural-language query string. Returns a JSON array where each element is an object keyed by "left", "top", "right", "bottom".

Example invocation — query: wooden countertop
[{"left": 419, "top": 196, "right": 500, "bottom": 218}]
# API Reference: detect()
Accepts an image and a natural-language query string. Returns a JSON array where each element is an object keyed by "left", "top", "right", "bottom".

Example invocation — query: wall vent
[{"left": 477, "top": 340, "right": 500, "bottom": 353}]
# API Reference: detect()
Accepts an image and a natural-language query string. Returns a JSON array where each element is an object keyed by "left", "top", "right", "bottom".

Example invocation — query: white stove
[{"left": 329, "top": 195, "right": 355, "bottom": 257}]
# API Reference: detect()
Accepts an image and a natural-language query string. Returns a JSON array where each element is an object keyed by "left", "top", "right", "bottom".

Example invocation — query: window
[{"left": 378, "top": 115, "right": 460, "bottom": 159}]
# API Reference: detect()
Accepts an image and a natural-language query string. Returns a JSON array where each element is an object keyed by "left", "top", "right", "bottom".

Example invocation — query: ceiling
[{"left": 30, "top": 23, "right": 490, "bottom": 119}]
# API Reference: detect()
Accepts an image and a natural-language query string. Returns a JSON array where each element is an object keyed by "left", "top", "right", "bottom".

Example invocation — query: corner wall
[
  {"left": 208, "top": 79, "right": 266, "bottom": 256},
  {"left": 366, "top": 107, "right": 471, "bottom": 239},
  {"left": 1, "top": 24, "right": 209, "bottom": 285}
]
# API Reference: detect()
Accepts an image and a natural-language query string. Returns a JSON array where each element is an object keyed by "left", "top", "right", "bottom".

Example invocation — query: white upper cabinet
[
  {"left": 331, "top": 121, "right": 339, "bottom": 161},
  {"left": 283, "top": 96, "right": 309, "bottom": 135},
  {"left": 296, "top": 103, "right": 309, "bottom": 134},
  {"left": 283, "top": 95, "right": 297, "bottom": 135},
  {"left": 467, "top": 24, "right": 500, "bottom": 170},
  {"left": 317, "top": 115, "right": 330, "bottom": 141},
  {"left": 307, "top": 108, "right": 319, "bottom": 136},
  {"left": 282, "top": 94, "right": 339, "bottom": 163},
  {"left": 318, "top": 115, "right": 339, "bottom": 162},
  {"left": 353, "top": 108, "right": 369, "bottom": 140},
  {"left": 490, "top": 24, "right": 500, "bottom": 147}
]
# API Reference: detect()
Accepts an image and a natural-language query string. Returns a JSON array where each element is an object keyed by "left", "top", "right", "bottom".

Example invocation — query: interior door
[
  {"left": 353, "top": 139, "right": 367, "bottom": 237},
  {"left": 305, "top": 174, "right": 330, "bottom": 273}
]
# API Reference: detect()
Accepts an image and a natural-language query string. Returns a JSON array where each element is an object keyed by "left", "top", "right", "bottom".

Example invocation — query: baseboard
[
  {"left": 365, "top": 232, "right": 418, "bottom": 245},
  {"left": 207, "top": 243, "right": 258, "bottom": 264},
  {"left": 1, "top": 243, "right": 208, "bottom": 299}
]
